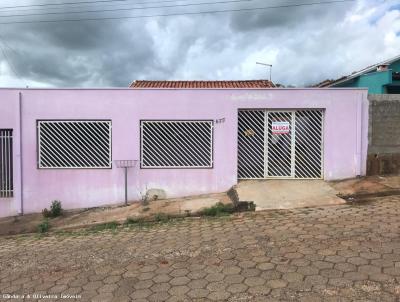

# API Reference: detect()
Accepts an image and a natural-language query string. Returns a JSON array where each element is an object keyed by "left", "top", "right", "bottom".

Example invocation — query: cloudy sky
[{"left": 0, "top": 0, "right": 399, "bottom": 87}]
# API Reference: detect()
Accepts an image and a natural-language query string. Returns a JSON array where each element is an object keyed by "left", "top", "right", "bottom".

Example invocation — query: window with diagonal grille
[
  {"left": 38, "top": 120, "right": 112, "bottom": 169},
  {"left": 141, "top": 120, "right": 213, "bottom": 168}
]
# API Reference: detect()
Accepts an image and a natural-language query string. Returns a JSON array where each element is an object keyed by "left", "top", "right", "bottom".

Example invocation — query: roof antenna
[{"left": 256, "top": 62, "right": 272, "bottom": 83}]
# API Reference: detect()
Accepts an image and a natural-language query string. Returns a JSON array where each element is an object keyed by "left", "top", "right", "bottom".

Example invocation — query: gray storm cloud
[{"left": 0, "top": 0, "right": 399, "bottom": 87}]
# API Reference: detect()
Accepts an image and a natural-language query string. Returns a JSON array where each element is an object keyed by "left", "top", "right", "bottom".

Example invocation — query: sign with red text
[{"left": 272, "top": 121, "right": 290, "bottom": 135}]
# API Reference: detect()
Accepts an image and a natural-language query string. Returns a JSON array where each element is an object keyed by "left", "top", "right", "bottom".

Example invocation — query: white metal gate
[{"left": 238, "top": 109, "right": 324, "bottom": 179}]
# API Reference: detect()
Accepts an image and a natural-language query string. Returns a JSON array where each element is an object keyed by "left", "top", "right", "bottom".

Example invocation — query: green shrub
[
  {"left": 201, "top": 202, "right": 234, "bottom": 217},
  {"left": 38, "top": 219, "right": 50, "bottom": 233},
  {"left": 42, "top": 200, "right": 63, "bottom": 218},
  {"left": 50, "top": 200, "right": 63, "bottom": 217}
]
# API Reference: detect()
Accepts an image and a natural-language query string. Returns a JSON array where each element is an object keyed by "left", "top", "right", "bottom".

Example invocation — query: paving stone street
[{"left": 2, "top": 196, "right": 400, "bottom": 301}]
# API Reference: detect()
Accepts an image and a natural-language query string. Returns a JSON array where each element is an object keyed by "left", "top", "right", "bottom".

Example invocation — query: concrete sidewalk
[
  {"left": 236, "top": 180, "right": 345, "bottom": 211},
  {"left": 236, "top": 175, "right": 400, "bottom": 211}
]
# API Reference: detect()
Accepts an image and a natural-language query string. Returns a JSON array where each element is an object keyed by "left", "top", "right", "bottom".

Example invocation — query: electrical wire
[
  {"left": 0, "top": 0, "right": 254, "bottom": 18},
  {"left": 0, "top": 0, "right": 356, "bottom": 25},
  {"left": 0, "top": 0, "right": 203, "bottom": 13},
  {"left": 0, "top": 0, "right": 180, "bottom": 10}
]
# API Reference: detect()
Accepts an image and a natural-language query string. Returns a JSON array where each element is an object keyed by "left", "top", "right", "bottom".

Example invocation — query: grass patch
[
  {"left": 32, "top": 202, "right": 244, "bottom": 239},
  {"left": 200, "top": 202, "right": 234, "bottom": 217},
  {"left": 89, "top": 221, "right": 119, "bottom": 232},
  {"left": 123, "top": 215, "right": 178, "bottom": 229},
  {"left": 154, "top": 212, "right": 171, "bottom": 222},
  {"left": 124, "top": 216, "right": 146, "bottom": 226}
]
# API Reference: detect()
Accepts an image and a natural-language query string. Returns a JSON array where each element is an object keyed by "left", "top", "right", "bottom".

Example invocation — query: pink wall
[{"left": 0, "top": 88, "right": 368, "bottom": 217}]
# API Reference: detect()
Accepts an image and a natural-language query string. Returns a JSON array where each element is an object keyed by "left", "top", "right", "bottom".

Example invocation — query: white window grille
[
  {"left": 141, "top": 120, "right": 213, "bottom": 168},
  {"left": 37, "top": 120, "right": 112, "bottom": 169},
  {"left": 0, "top": 129, "right": 13, "bottom": 198}
]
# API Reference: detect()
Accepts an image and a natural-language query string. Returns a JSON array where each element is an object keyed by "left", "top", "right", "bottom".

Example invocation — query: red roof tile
[{"left": 130, "top": 80, "right": 275, "bottom": 89}]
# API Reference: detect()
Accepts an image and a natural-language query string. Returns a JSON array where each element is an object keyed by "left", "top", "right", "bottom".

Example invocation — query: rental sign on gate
[{"left": 272, "top": 121, "right": 290, "bottom": 135}]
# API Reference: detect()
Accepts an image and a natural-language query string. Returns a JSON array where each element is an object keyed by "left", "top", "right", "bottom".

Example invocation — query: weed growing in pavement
[
  {"left": 154, "top": 212, "right": 171, "bottom": 222},
  {"left": 37, "top": 219, "right": 50, "bottom": 233},
  {"left": 124, "top": 217, "right": 146, "bottom": 226},
  {"left": 125, "top": 214, "right": 186, "bottom": 230},
  {"left": 89, "top": 221, "right": 119, "bottom": 232},
  {"left": 200, "top": 202, "right": 234, "bottom": 217}
]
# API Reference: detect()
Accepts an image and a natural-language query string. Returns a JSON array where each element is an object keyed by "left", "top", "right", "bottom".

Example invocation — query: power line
[
  {"left": 0, "top": 0, "right": 356, "bottom": 25},
  {"left": 0, "top": 0, "right": 190, "bottom": 10},
  {"left": 0, "top": 0, "right": 254, "bottom": 18},
  {"left": 0, "top": 0, "right": 186, "bottom": 13}
]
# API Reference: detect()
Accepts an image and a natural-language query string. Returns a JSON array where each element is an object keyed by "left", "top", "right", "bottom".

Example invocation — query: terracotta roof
[{"left": 130, "top": 80, "right": 275, "bottom": 88}]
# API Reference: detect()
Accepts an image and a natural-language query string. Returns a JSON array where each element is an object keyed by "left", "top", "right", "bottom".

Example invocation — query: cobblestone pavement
[{"left": 2, "top": 196, "right": 400, "bottom": 301}]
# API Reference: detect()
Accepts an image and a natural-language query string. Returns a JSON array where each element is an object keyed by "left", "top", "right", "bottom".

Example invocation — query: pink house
[{"left": 0, "top": 85, "right": 368, "bottom": 218}]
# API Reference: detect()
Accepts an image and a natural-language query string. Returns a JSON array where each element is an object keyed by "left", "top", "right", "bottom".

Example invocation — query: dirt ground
[
  {"left": 330, "top": 175, "right": 400, "bottom": 196},
  {"left": 1, "top": 175, "right": 399, "bottom": 236},
  {"left": 0, "top": 193, "right": 231, "bottom": 236},
  {"left": 1, "top": 195, "right": 400, "bottom": 301}
]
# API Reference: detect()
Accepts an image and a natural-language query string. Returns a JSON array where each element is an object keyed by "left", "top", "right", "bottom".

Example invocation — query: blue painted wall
[{"left": 333, "top": 59, "right": 400, "bottom": 93}]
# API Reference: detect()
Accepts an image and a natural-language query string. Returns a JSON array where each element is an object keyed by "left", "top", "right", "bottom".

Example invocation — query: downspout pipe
[
  {"left": 18, "top": 91, "right": 24, "bottom": 215},
  {"left": 355, "top": 94, "right": 364, "bottom": 177}
]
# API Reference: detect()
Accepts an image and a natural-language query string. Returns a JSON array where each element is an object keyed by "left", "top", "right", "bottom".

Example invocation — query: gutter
[{"left": 355, "top": 93, "right": 364, "bottom": 177}]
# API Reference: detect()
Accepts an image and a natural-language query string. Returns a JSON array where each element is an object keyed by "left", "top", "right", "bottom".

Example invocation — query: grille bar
[
  {"left": 238, "top": 110, "right": 265, "bottom": 179},
  {"left": 0, "top": 129, "right": 13, "bottom": 198},
  {"left": 295, "top": 110, "right": 323, "bottom": 179},
  {"left": 38, "top": 120, "right": 112, "bottom": 169},
  {"left": 141, "top": 120, "right": 213, "bottom": 168},
  {"left": 267, "top": 111, "right": 293, "bottom": 177}
]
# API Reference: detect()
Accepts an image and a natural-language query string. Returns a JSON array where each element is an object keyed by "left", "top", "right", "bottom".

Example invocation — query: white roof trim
[{"left": 329, "top": 54, "right": 400, "bottom": 87}]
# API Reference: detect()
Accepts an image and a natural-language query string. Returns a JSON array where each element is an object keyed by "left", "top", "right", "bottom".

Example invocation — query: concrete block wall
[{"left": 367, "top": 94, "right": 400, "bottom": 175}]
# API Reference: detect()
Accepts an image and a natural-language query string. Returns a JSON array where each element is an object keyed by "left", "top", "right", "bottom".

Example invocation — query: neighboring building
[
  {"left": 317, "top": 55, "right": 400, "bottom": 94},
  {"left": 130, "top": 80, "right": 275, "bottom": 88}
]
